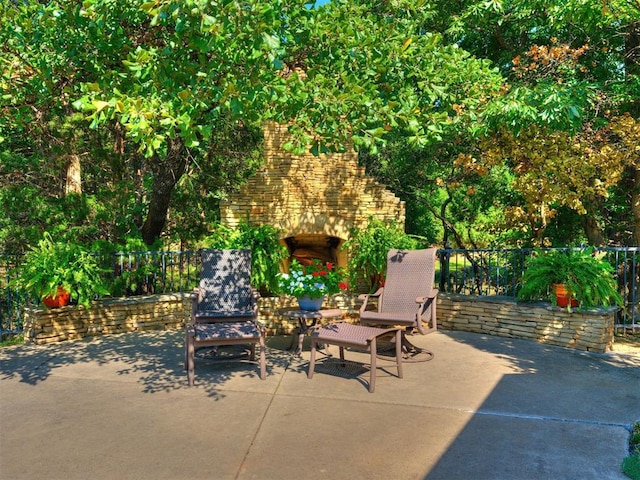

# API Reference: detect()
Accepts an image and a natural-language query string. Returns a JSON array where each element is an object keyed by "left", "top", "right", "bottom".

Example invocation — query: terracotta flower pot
[
  {"left": 42, "top": 286, "right": 71, "bottom": 309},
  {"left": 553, "top": 283, "right": 578, "bottom": 308}
]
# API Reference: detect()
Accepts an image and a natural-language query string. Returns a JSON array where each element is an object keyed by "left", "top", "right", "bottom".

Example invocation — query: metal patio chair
[
  {"left": 185, "top": 249, "right": 266, "bottom": 386},
  {"left": 358, "top": 248, "right": 438, "bottom": 362}
]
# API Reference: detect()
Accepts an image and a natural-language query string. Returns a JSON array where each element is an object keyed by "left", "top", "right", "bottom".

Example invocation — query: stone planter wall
[
  {"left": 23, "top": 293, "right": 360, "bottom": 345},
  {"left": 24, "top": 294, "right": 191, "bottom": 344},
  {"left": 437, "top": 294, "right": 616, "bottom": 353},
  {"left": 24, "top": 293, "right": 616, "bottom": 353}
]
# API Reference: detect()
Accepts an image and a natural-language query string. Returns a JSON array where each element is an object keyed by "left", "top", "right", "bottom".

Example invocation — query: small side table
[{"left": 278, "top": 308, "right": 343, "bottom": 355}]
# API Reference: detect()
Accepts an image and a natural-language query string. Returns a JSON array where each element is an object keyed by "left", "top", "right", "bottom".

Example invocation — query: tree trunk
[
  {"left": 625, "top": 21, "right": 640, "bottom": 245},
  {"left": 141, "top": 137, "right": 188, "bottom": 245},
  {"left": 633, "top": 167, "right": 640, "bottom": 246},
  {"left": 65, "top": 154, "right": 82, "bottom": 195},
  {"left": 582, "top": 215, "right": 607, "bottom": 246}
]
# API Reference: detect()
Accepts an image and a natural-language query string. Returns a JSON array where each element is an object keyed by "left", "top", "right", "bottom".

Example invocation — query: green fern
[
  {"left": 206, "top": 221, "right": 288, "bottom": 294},
  {"left": 13, "top": 232, "right": 110, "bottom": 308},
  {"left": 342, "top": 217, "right": 424, "bottom": 292},
  {"left": 517, "top": 247, "right": 623, "bottom": 311}
]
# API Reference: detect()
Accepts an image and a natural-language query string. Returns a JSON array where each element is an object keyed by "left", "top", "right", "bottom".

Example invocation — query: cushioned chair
[
  {"left": 185, "top": 249, "right": 266, "bottom": 386},
  {"left": 358, "top": 248, "right": 438, "bottom": 360}
]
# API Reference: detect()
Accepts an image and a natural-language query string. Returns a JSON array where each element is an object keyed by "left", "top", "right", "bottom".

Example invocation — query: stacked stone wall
[
  {"left": 219, "top": 122, "right": 405, "bottom": 240},
  {"left": 437, "top": 294, "right": 616, "bottom": 353},
  {"left": 23, "top": 294, "right": 360, "bottom": 345},
  {"left": 24, "top": 294, "right": 190, "bottom": 344},
  {"left": 23, "top": 294, "right": 615, "bottom": 353}
]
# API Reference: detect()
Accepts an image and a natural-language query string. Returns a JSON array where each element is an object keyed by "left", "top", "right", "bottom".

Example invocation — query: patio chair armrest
[
  {"left": 189, "top": 289, "right": 201, "bottom": 324},
  {"left": 358, "top": 287, "right": 383, "bottom": 301},
  {"left": 415, "top": 289, "right": 439, "bottom": 304},
  {"left": 358, "top": 287, "right": 384, "bottom": 315},
  {"left": 249, "top": 288, "right": 261, "bottom": 316},
  {"left": 190, "top": 288, "right": 200, "bottom": 300}
]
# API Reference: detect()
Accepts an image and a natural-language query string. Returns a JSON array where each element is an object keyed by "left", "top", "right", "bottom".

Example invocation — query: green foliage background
[{"left": 0, "top": 0, "right": 638, "bottom": 254}]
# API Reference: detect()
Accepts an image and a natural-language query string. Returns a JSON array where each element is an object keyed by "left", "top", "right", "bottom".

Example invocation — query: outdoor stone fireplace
[
  {"left": 284, "top": 233, "right": 342, "bottom": 266},
  {"left": 219, "top": 122, "right": 405, "bottom": 269}
]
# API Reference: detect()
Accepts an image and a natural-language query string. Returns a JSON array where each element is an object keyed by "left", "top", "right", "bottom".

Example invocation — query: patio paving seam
[
  {"left": 468, "top": 409, "right": 633, "bottom": 429},
  {"left": 234, "top": 355, "right": 294, "bottom": 480},
  {"left": 254, "top": 391, "right": 636, "bottom": 432}
]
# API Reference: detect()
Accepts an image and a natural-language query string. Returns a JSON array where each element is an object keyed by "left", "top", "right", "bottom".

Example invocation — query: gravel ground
[{"left": 612, "top": 333, "right": 640, "bottom": 355}]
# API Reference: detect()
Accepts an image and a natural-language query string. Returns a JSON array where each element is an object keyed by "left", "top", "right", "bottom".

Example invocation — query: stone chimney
[{"left": 220, "top": 122, "right": 405, "bottom": 267}]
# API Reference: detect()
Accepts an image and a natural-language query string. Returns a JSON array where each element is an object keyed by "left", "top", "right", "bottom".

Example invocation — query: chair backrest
[
  {"left": 379, "top": 248, "right": 437, "bottom": 313},
  {"left": 197, "top": 249, "right": 254, "bottom": 316}
]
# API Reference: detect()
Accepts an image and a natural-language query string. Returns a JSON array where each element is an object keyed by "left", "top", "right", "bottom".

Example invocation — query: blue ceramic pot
[{"left": 297, "top": 295, "right": 324, "bottom": 311}]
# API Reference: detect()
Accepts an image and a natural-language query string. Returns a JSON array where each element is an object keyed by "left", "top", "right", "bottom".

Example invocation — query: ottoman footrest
[{"left": 308, "top": 322, "right": 403, "bottom": 393}]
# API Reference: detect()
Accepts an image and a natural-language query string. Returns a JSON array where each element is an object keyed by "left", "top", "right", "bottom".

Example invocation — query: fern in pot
[
  {"left": 517, "top": 247, "right": 622, "bottom": 312},
  {"left": 14, "top": 233, "right": 110, "bottom": 308}
]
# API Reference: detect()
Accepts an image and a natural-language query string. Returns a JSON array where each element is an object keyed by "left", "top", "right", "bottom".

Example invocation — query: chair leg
[
  {"left": 369, "top": 337, "right": 377, "bottom": 393},
  {"left": 395, "top": 329, "right": 403, "bottom": 379},
  {"left": 259, "top": 336, "right": 266, "bottom": 380},
  {"left": 187, "top": 334, "right": 195, "bottom": 387},
  {"left": 184, "top": 330, "right": 189, "bottom": 370},
  {"left": 400, "top": 331, "right": 435, "bottom": 362},
  {"left": 308, "top": 339, "right": 317, "bottom": 379}
]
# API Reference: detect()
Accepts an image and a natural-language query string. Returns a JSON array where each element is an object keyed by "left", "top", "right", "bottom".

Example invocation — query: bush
[
  {"left": 12, "top": 232, "right": 110, "bottom": 308},
  {"left": 343, "top": 217, "right": 426, "bottom": 292},
  {"left": 517, "top": 247, "right": 623, "bottom": 311},
  {"left": 623, "top": 422, "right": 640, "bottom": 480},
  {"left": 206, "top": 221, "right": 288, "bottom": 294}
]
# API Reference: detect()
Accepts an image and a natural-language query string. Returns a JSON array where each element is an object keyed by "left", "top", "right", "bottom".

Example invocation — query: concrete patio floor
[{"left": 1, "top": 328, "right": 638, "bottom": 480}]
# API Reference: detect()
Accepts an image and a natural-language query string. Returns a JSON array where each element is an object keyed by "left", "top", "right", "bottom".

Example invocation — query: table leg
[
  {"left": 288, "top": 318, "right": 318, "bottom": 356},
  {"left": 296, "top": 326, "right": 305, "bottom": 355},
  {"left": 287, "top": 326, "right": 299, "bottom": 351}
]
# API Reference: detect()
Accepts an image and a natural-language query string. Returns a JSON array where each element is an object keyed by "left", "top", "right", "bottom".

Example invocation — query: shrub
[
  {"left": 517, "top": 247, "right": 623, "bottom": 311},
  {"left": 343, "top": 217, "right": 426, "bottom": 292},
  {"left": 206, "top": 221, "right": 288, "bottom": 294}
]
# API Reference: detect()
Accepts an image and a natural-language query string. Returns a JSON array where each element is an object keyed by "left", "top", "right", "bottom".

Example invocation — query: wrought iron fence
[
  {"left": 0, "top": 254, "right": 27, "bottom": 337},
  {"left": 0, "top": 250, "right": 202, "bottom": 339},
  {"left": 2, "top": 247, "right": 638, "bottom": 338},
  {"left": 105, "top": 250, "right": 200, "bottom": 297}
]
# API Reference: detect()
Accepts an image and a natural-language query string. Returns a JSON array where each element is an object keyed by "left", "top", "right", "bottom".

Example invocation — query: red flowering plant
[{"left": 277, "top": 259, "right": 348, "bottom": 298}]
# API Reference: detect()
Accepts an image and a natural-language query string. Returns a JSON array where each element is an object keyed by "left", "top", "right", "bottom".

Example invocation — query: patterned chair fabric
[
  {"left": 194, "top": 249, "right": 256, "bottom": 319},
  {"left": 185, "top": 249, "right": 266, "bottom": 385}
]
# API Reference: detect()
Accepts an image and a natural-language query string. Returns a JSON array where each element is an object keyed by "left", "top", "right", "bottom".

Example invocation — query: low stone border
[
  {"left": 23, "top": 293, "right": 616, "bottom": 353},
  {"left": 22, "top": 293, "right": 360, "bottom": 345},
  {"left": 438, "top": 294, "right": 616, "bottom": 353},
  {"left": 23, "top": 294, "right": 191, "bottom": 344}
]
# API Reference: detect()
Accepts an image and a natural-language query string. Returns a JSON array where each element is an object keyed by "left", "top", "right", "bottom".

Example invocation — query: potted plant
[
  {"left": 342, "top": 217, "right": 424, "bottom": 292},
  {"left": 14, "top": 233, "right": 110, "bottom": 308},
  {"left": 277, "top": 259, "right": 347, "bottom": 310},
  {"left": 517, "top": 247, "right": 623, "bottom": 312}
]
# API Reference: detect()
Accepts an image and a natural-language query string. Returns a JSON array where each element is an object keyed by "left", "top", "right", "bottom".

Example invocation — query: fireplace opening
[{"left": 283, "top": 234, "right": 345, "bottom": 268}]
